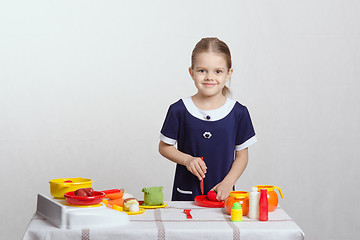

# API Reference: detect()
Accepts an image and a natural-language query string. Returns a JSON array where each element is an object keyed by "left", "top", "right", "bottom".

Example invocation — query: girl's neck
[{"left": 191, "top": 93, "right": 227, "bottom": 110}]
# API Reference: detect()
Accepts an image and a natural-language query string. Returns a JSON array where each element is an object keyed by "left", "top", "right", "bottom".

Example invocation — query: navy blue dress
[{"left": 160, "top": 97, "right": 257, "bottom": 201}]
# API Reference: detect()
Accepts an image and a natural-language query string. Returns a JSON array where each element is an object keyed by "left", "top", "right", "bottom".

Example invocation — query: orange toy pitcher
[
  {"left": 254, "top": 185, "right": 284, "bottom": 212},
  {"left": 225, "top": 191, "right": 249, "bottom": 215}
]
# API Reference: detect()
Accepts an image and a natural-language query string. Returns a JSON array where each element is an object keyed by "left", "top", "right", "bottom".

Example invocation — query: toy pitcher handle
[{"left": 274, "top": 186, "right": 284, "bottom": 199}]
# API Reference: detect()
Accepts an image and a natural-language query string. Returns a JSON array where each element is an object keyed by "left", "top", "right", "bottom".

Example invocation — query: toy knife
[
  {"left": 184, "top": 209, "right": 193, "bottom": 219},
  {"left": 200, "top": 157, "right": 204, "bottom": 195}
]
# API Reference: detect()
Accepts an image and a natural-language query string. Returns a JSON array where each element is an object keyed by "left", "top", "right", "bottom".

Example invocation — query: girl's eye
[
  {"left": 216, "top": 70, "right": 222, "bottom": 74},
  {"left": 198, "top": 70, "right": 205, "bottom": 73}
]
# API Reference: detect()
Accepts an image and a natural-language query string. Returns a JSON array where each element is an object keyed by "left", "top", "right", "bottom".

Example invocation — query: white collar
[{"left": 182, "top": 97, "right": 236, "bottom": 121}]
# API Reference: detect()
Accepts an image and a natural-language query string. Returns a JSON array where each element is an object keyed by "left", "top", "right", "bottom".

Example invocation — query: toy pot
[
  {"left": 254, "top": 185, "right": 284, "bottom": 212},
  {"left": 49, "top": 178, "right": 92, "bottom": 199},
  {"left": 225, "top": 191, "right": 249, "bottom": 215}
]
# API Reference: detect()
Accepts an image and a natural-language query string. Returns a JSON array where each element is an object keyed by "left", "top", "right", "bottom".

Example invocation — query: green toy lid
[{"left": 232, "top": 202, "right": 242, "bottom": 209}]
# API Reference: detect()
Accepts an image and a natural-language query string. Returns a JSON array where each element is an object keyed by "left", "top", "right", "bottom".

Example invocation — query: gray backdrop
[{"left": 1, "top": 1, "right": 359, "bottom": 239}]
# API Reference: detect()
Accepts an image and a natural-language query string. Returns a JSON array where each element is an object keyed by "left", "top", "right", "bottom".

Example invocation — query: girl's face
[{"left": 189, "top": 51, "right": 233, "bottom": 98}]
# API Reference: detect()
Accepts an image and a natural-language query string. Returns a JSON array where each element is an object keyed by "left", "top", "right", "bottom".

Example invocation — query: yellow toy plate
[
  {"left": 125, "top": 208, "right": 145, "bottom": 215},
  {"left": 140, "top": 201, "right": 168, "bottom": 209},
  {"left": 111, "top": 205, "right": 145, "bottom": 215},
  {"left": 67, "top": 203, "right": 102, "bottom": 208}
]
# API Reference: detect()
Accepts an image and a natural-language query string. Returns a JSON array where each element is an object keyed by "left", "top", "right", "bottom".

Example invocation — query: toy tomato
[{"left": 207, "top": 190, "right": 218, "bottom": 202}]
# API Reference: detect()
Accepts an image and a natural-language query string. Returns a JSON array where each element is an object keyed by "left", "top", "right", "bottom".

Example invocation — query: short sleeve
[
  {"left": 235, "top": 106, "right": 257, "bottom": 151},
  {"left": 160, "top": 105, "right": 179, "bottom": 145}
]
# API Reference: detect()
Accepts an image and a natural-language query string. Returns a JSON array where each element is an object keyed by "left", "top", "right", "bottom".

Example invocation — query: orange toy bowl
[{"left": 225, "top": 191, "right": 249, "bottom": 215}]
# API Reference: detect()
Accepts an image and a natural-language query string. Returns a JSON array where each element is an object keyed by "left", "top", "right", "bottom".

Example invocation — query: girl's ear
[
  {"left": 227, "top": 68, "right": 233, "bottom": 81},
  {"left": 189, "top": 67, "right": 194, "bottom": 79}
]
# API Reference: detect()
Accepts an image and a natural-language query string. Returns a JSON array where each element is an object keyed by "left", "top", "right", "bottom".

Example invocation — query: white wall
[{"left": 1, "top": 1, "right": 359, "bottom": 239}]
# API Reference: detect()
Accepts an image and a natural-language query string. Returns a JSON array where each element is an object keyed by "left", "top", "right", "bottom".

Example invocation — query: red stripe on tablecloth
[
  {"left": 82, "top": 228, "right": 90, "bottom": 240},
  {"left": 130, "top": 219, "right": 295, "bottom": 222},
  {"left": 154, "top": 209, "right": 166, "bottom": 240},
  {"left": 223, "top": 213, "right": 240, "bottom": 240}
]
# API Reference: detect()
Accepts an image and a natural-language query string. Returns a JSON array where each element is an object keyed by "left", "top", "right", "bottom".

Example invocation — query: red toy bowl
[
  {"left": 194, "top": 195, "right": 225, "bottom": 208},
  {"left": 64, "top": 191, "right": 106, "bottom": 205}
]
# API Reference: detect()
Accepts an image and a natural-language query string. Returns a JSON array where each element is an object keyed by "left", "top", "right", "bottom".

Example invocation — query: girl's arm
[
  {"left": 212, "top": 148, "right": 249, "bottom": 201},
  {"left": 159, "top": 141, "right": 207, "bottom": 181}
]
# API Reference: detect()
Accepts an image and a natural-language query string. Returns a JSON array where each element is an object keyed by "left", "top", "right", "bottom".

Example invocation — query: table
[{"left": 23, "top": 201, "right": 306, "bottom": 240}]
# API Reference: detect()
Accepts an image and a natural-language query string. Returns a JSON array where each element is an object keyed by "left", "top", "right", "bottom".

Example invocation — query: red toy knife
[
  {"left": 200, "top": 157, "right": 204, "bottom": 195},
  {"left": 184, "top": 209, "right": 193, "bottom": 219}
]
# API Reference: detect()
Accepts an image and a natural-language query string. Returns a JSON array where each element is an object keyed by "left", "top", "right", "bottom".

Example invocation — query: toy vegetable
[
  {"left": 207, "top": 190, "right": 219, "bottom": 202},
  {"left": 142, "top": 186, "right": 164, "bottom": 206}
]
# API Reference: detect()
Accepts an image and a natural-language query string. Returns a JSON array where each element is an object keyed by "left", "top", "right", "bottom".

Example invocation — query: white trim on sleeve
[
  {"left": 160, "top": 133, "right": 177, "bottom": 145},
  {"left": 176, "top": 188, "right": 193, "bottom": 195},
  {"left": 235, "top": 136, "right": 257, "bottom": 151}
]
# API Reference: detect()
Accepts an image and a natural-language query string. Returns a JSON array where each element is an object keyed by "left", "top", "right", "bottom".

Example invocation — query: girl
[{"left": 159, "top": 37, "right": 257, "bottom": 201}]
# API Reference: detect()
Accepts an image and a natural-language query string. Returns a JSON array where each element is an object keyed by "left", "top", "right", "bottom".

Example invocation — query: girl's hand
[
  {"left": 184, "top": 157, "right": 207, "bottom": 181},
  {"left": 212, "top": 181, "right": 233, "bottom": 201}
]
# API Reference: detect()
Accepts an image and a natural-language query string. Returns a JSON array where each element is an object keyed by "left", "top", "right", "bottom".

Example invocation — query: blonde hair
[{"left": 191, "top": 37, "right": 232, "bottom": 96}]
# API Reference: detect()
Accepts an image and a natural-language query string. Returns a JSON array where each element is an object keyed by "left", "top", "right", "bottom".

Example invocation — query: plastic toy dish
[
  {"left": 112, "top": 205, "right": 145, "bottom": 215},
  {"left": 194, "top": 195, "right": 225, "bottom": 208},
  {"left": 64, "top": 191, "right": 105, "bottom": 205},
  {"left": 139, "top": 201, "right": 168, "bottom": 209},
  {"left": 67, "top": 203, "right": 103, "bottom": 208},
  {"left": 49, "top": 178, "right": 92, "bottom": 199},
  {"left": 125, "top": 208, "right": 146, "bottom": 215}
]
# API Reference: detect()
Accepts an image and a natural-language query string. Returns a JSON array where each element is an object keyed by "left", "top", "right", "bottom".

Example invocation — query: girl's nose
[{"left": 205, "top": 72, "right": 214, "bottom": 80}]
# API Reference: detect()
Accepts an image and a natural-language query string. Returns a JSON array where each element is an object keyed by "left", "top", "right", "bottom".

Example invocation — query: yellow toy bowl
[{"left": 49, "top": 177, "right": 92, "bottom": 199}]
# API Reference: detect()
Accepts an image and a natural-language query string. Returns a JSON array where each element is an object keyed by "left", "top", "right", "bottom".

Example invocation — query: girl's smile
[{"left": 203, "top": 83, "right": 217, "bottom": 86}]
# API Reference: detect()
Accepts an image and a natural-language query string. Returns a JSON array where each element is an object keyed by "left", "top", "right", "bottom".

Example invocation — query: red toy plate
[
  {"left": 64, "top": 191, "right": 105, "bottom": 205},
  {"left": 194, "top": 195, "right": 225, "bottom": 208}
]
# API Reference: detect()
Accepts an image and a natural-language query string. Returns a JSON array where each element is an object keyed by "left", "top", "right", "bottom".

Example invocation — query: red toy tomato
[
  {"left": 75, "top": 189, "right": 87, "bottom": 197},
  {"left": 207, "top": 190, "right": 219, "bottom": 202},
  {"left": 83, "top": 188, "right": 94, "bottom": 197},
  {"left": 75, "top": 188, "right": 94, "bottom": 197}
]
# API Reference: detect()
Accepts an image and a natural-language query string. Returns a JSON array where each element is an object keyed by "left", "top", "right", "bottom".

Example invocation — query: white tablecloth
[{"left": 23, "top": 201, "right": 306, "bottom": 240}]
